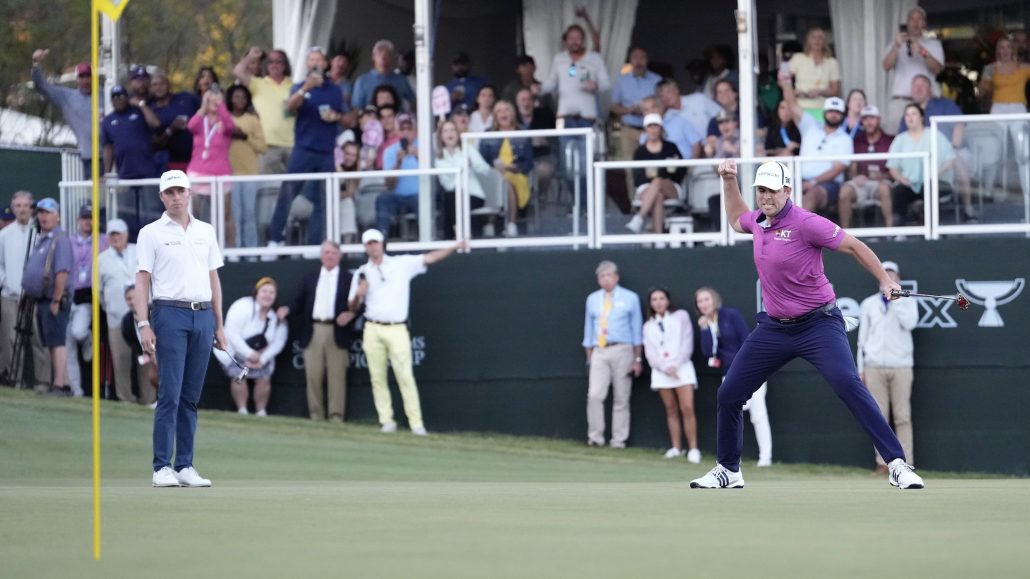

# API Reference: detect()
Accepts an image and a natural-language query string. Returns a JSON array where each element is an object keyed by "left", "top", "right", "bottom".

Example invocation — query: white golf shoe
[
  {"left": 380, "top": 422, "right": 398, "bottom": 433},
  {"left": 686, "top": 448, "right": 702, "bottom": 464},
  {"left": 152, "top": 466, "right": 180, "bottom": 487},
  {"left": 663, "top": 447, "right": 684, "bottom": 459},
  {"left": 888, "top": 458, "right": 924, "bottom": 489},
  {"left": 690, "top": 464, "right": 745, "bottom": 489},
  {"left": 411, "top": 426, "right": 428, "bottom": 436},
  {"left": 175, "top": 467, "right": 212, "bottom": 487}
]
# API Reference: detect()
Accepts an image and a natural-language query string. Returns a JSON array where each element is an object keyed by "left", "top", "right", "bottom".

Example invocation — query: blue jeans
[
  {"left": 375, "top": 192, "right": 419, "bottom": 236},
  {"left": 716, "top": 307, "right": 905, "bottom": 472},
  {"left": 152, "top": 305, "right": 215, "bottom": 471},
  {"left": 267, "top": 148, "right": 333, "bottom": 244},
  {"left": 232, "top": 180, "right": 259, "bottom": 248}
]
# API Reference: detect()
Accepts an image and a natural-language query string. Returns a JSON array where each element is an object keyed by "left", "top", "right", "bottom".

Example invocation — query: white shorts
[
  {"left": 843, "top": 178, "right": 886, "bottom": 206},
  {"left": 650, "top": 362, "right": 698, "bottom": 390},
  {"left": 635, "top": 182, "right": 684, "bottom": 199}
]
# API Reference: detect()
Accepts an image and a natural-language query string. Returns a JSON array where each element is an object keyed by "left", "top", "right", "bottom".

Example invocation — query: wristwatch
[{"left": 137, "top": 320, "right": 150, "bottom": 329}]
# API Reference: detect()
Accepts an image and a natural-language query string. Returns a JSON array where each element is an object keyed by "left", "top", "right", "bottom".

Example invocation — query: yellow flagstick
[{"left": 90, "top": 0, "right": 102, "bottom": 561}]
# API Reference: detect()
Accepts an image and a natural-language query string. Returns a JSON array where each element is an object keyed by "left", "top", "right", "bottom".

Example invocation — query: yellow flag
[{"left": 96, "top": 0, "right": 131, "bottom": 20}]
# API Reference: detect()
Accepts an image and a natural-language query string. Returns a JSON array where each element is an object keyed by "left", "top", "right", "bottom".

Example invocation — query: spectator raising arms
[
  {"left": 642, "top": 288, "right": 701, "bottom": 463},
  {"left": 186, "top": 86, "right": 236, "bottom": 246},
  {"left": 233, "top": 47, "right": 295, "bottom": 176},
  {"left": 223, "top": 277, "right": 289, "bottom": 417},
  {"left": 31, "top": 49, "right": 94, "bottom": 174}
]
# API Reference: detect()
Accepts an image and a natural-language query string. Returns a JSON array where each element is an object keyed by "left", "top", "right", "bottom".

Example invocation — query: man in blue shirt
[
  {"left": 266, "top": 48, "right": 346, "bottom": 246},
  {"left": 375, "top": 114, "right": 419, "bottom": 236},
  {"left": 149, "top": 72, "right": 201, "bottom": 172},
  {"left": 445, "top": 52, "right": 489, "bottom": 110},
  {"left": 101, "top": 84, "right": 162, "bottom": 239},
  {"left": 582, "top": 260, "right": 643, "bottom": 448},
  {"left": 612, "top": 47, "right": 661, "bottom": 160},
  {"left": 351, "top": 39, "right": 416, "bottom": 110},
  {"left": 640, "top": 93, "right": 703, "bottom": 160}
]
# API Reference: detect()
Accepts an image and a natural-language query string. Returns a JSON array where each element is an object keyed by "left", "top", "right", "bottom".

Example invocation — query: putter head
[
  {"left": 235, "top": 366, "right": 250, "bottom": 382},
  {"left": 956, "top": 294, "right": 970, "bottom": 310}
]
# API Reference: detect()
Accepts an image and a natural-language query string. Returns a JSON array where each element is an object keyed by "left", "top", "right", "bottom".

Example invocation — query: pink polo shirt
[{"left": 739, "top": 200, "right": 845, "bottom": 319}]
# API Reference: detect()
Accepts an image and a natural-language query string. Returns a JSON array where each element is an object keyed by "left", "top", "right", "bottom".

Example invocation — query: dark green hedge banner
[{"left": 205, "top": 238, "right": 1030, "bottom": 475}]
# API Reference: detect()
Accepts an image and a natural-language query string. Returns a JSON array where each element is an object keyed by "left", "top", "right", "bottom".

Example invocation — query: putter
[
  {"left": 213, "top": 343, "right": 249, "bottom": 382},
  {"left": 890, "top": 289, "right": 971, "bottom": 310}
]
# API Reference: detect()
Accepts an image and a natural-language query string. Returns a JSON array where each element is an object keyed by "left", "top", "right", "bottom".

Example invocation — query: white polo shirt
[
  {"left": 798, "top": 113, "right": 852, "bottom": 182},
  {"left": 312, "top": 266, "right": 340, "bottom": 320},
  {"left": 136, "top": 213, "right": 223, "bottom": 302},
  {"left": 884, "top": 36, "right": 944, "bottom": 98},
  {"left": 347, "top": 254, "right": 426, "bottom": 324}
]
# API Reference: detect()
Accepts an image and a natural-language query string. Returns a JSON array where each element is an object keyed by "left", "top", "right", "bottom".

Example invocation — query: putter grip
[{"left": 890, "top": 289, "right": 910, "bottom": 298}]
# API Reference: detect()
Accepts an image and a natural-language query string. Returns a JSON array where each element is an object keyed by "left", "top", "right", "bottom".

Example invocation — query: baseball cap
[
  {"left": 397, "top": 113, "right": 414, "bottom": 126},
  {"left": 882, "top": 261, "right": 900, "bottom": 274},
  {"left": 107, "top": 219, "right": 129, "bottom": 234},
  {"left": 75, "top": 63, "right": 92, "bottom": 77},
  {"left": 450, "top": 103, "right": 471, "bottom": 117},
  {"left": 130, "top": 65, "right": 150, "bottom": 79},
  {"left": 516, "top": 54, "right": 535, "bottom": 66},
  {"left": 308, "top": 46, "right": 325, "bottom": 55},
  {"left": 752, "top": 161, "right": 793, "bottom": 191},
  {"left": 0, "top": 206, "right": 14, "bottom": 221},
  {"left": 716, "top": 109, "right": 735, "bottom": 122},
  {"left": 159, "top": 169, "right": 191, "bottom": 192},
  {"left": 860, "top": 105, "right": 881, "bottom": 118},
  {"left": 643, "top": 113, "right": 663, "bottom": 127},
  {"left": 78, "top": 203, "right": 92, "bottom": 219},
  {"left": 36, "top": 198, "right": 59, "bottom": 213},
  {"left": 823, "top": 96, "right": 846, "bottom": 113},
  {"left": 110, "top": 84, "right": 127, "bottom": 97},
  {"left": 361, "top": 229, "right": 384, "bottom": 244},
  {"left": 453, "top": 52, "right": 471, "bottom": 65}
]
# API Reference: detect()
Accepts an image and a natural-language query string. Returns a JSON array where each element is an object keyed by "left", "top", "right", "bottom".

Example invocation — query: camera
[{"left": 400, "top": 137, "right": 410, "bottom": 150}]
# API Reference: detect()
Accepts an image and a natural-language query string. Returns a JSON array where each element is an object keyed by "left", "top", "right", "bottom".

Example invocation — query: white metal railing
[{"left": 930, "top": 113, "right": 1030, "bottom": 239}]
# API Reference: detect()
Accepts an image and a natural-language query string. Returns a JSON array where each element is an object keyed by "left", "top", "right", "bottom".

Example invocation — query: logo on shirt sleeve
[{"left": 832, "top": 225, "right": 841, "bottom": 238}]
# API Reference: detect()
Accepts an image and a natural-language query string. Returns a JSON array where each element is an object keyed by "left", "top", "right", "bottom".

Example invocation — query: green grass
[{"left": 1, "top": 388, "right": 1027, "bottom": 579}]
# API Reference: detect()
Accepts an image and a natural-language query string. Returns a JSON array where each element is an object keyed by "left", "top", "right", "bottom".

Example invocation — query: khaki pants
[
  {"left": 303, "top": 324, "right": 348, "bottom": 420},
  {"left": 363, "top": 322, "right": 423, "bottom": 430},
  {"left": 884, "top": 98, "right": 910, "bottom": 140},
  {"left": 107, "top": 321, "right": 155, "bottom": 403},
  {"left": 587, "top": 344, "right": 634, "bottom": 446},
  {"left": 866, "top": 366, "right": 914, "bottom": 466},
  {"left": 618, "top": 126, "right": 644, "bottom": 160},
  {"left": 0, "top": 295, "right": 51, "bottom": 389}
]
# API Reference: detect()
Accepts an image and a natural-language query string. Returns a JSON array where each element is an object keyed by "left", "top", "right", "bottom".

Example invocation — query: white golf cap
[
  {"left": 882, "top": 261, "right": 900, "bottom": 273},
  {"left": 823, "top": 96, "right": 846, "bottom": 113},
  {"left": 159, "top": 169, "right": 190, "bottom": 192},
  {"left": 361, "top": 229, "right": 384, "bottom": 244},
  {"left": 752, "top": 161, "right": 792, "bottom": 190},
  {"left": 643, "top": 113, "right": 663, "bottom": 127},
  {"left": 106, "top": 219, "right": 129, "bottom": 234},
  {"left": 860, "top": 105, "right": 881, "bottom": 118}
]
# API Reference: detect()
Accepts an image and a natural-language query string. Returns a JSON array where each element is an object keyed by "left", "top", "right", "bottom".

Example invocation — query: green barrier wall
[
  {"left": 202, "top": 238, "right": 1030, "bottom": 475},
  {"left": 0, "top": 148, "right": 64, "bottom": 206}
]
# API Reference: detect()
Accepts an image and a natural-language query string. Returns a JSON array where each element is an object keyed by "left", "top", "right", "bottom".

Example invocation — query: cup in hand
[{"left": 319, "top": 104, "right": 332, "bottom": 121}]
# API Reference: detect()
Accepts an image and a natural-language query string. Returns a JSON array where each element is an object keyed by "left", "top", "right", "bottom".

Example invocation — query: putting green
[{"left": 1, "top": 389, "right": 1026, "bottom": 578}]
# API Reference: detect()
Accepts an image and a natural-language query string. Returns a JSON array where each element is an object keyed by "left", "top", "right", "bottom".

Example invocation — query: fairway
[{"left": 1, "top": 389, "right": 1027, "bottom": 579}]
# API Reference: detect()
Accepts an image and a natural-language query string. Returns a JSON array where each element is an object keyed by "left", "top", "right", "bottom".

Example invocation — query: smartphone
[
  {"left": 899, "top": 24, "right": 907, "bottom": 33},
  {"left": 400, "top": 137, "right": 410, "bottom": 150},
  {"left": 209, "top": 82, "right": 222, "bottom": 94}
]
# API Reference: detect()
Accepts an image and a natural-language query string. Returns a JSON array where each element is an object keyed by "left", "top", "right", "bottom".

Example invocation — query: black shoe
[
  {"left": 961, "top": 208, "right": 979, "bottom": 223},
  {"left": 44, "top": 385, "right": 73, "bottom": 397}
]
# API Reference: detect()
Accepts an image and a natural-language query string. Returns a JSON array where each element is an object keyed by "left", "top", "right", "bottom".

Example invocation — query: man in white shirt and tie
[{"left": 348, "top": 229, "right": 466, "bottom": 435}]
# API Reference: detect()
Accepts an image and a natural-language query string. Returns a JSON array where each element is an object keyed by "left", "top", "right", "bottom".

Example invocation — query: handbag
[{"left": 244, "top": 317, "right": 270, "bottom": 351}]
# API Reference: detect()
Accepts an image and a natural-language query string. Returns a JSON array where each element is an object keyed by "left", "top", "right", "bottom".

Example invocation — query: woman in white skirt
[
  {"left": 642, "top": 288, "right": 701, "bottom": 463},
  {"left": 223, "top": 277, "right": 289, "bottom": 416}
]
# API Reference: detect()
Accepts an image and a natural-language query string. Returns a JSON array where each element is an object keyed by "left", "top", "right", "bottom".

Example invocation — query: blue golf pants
[
  {"left": 152, "top": 305, "right": 215, "bottom": 472},
  {"left": 716, "top": 306, "right": 905, "bottom": 472}
]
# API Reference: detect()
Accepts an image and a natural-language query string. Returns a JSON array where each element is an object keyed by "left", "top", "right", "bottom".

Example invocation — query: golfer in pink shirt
[{"left": 689, "top": 160, "right": 924, "bottom": 490}]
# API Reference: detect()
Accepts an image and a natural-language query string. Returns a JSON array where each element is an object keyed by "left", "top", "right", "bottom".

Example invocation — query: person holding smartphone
[
  {"left": 374, "top": 113, "right": 420, "bottom": 238},
  {"left": 882, "top": 7, "right": 944, "bottom": 132}
]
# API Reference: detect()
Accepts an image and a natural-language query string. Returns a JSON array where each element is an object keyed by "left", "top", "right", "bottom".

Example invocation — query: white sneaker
[
  {"left": 237, "top": 407, "right": 249, "bottom": 415},
  {"left": 148, "top": 401, "right": 158, "bottom": 410},
  {"left": 261, "top": 240, "right": 283, "bottom": 262},
  {"left": 411, "top": 426, "right": 428, "bottom": 436},
  {"left": 152, "top": 466, "right": 180, "bottom": 487},
  {"left": 482, "top": 223, "right": 496, "bottom": 238},
  {"left": 256, "top": 409, "right": 267, "bottom": 417},
  {"left": 756, "top": 457, "right": 773, "bottom": 468},
  {"left": 686, "top": 448, "right": 702, "bottom": 464},
  {"left": 380, "top": 422, "right": 398, "bottom": 433},
  {"left": 690, "top": 464, "right": 745, "bottom": 489},
  {"left": 175, "top": 466, "right": 212, "bottom": 487},
  {"left": 505, "top": 222, "right": 519, "bottom": 237},
  {"left": 663, "top": 447, "right": 684, "bottom": 459},
  {"left": 625, "top": 215, "right": 644, "bottom": 233},
  {"left": 888, "top": 458, "right": 924, "bottom": 489}
]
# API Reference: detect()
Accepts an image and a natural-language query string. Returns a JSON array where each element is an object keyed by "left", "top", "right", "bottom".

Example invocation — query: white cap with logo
[
  {"left": 159, "top": 170, "right": 191, "bottom": 193},
  {"left": 642, "top": 113, "right": 663, "bottom": 127},
  {"left": 882, "top": 261, "right": 900, "bottom": 273},
  {"left": 752, "top": 161, "right": 793, "bottom": 191},
  {"left": 361, "top": 229, "right": 385, "bottom": 244},
  {"left": 823, "top": 96, "right": 846, "bottom": 113}
]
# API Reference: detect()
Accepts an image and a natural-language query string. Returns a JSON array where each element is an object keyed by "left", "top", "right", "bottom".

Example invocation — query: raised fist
[{"left": 717, "top": 158, "right": 738, "bottom": 179}]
